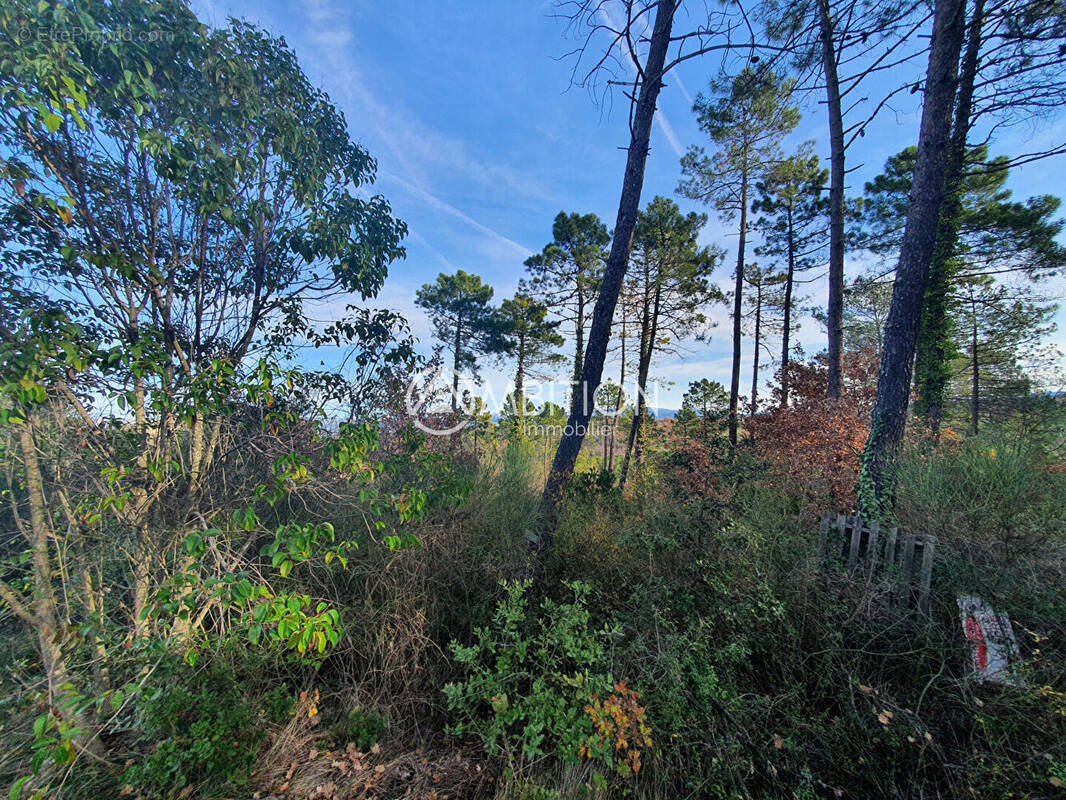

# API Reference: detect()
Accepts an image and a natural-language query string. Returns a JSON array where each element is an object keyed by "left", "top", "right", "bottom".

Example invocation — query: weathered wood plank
[
  {"left": 866, "top": 521, "right": 880, "bottom": 574},
  {"left": 899, "top": 535, "right": 917, "bottom": 604},
  {"left": 817, "top": 514, "right": 935, "bottom": 613},
  {"left": 847, "top": 515, "right": 863, "bottom": 569},
  {"left": 917, "top": 536, "right": 936, "bottom": 614},
  {"left": 885, "top": 526, "right": 899, "bottom": 568}
]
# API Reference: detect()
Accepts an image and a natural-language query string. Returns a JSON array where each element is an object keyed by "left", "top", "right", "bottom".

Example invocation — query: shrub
[
  {"left": 444, "top": 580, "right": 649, "bottom": 779},
  {"left": 749, "top": 347, "right": 879, "bottom": 512},
  {"left": 122, "top": 655, "right": 293, "bottom": 798},
  {"left": 895, "top": 432, "right": 1066, "bottom": 551},
  {"left": 331, "top": 706, "right": 387, "bottom": 751}
]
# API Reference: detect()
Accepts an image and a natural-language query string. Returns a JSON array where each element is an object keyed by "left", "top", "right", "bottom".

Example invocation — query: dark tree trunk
[
  {"left": 858, "top": 0, "right": 968, "bottom": 518},
  {"left": 515, "top": 332, "right": 526, "bottom": 434},
  {"left": 728, "top": 181, "right": 748, "bottom": 457},
  {"left": 535, "top": 0, "right": 676, "bottom": 548},
  {"left": 750, "top": 278, "right": 762, "bottom": 417},
  {"left": 573, "top": 285, "right": 586, "bottom": 395},
  {"left": 451, "top": 312, "right": 462, "bottom": 412},
  {"left": 781, "top": 204, "right": 795, "bottom": 407},
  {"left": 915, "top": 0, "right": 984, "bottom": 437},
  {"left": 819, "top": 0, "right": 846, "bottom": 399},
  {"left": 970, "top": 294, "right": 979, "bottom": 434},
  {"left": 619, "top": 281, "right": 661, "bottom": 492},
  {"left": 610, "top": 306, "right": 627, "bottom": 471}
]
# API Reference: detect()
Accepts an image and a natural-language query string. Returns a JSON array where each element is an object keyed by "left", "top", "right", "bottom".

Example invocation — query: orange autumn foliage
[
  {"left": 749, "top": 347, "right": 880, "bottom": 512},
  {"left": 580, "top": 681, "right": 653, "bottom": 776}
]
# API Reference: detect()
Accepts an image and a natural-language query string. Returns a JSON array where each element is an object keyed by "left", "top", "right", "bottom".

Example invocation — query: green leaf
[
  {"left": 32, "top": 714, "right": 49, "bottom": 739},
  {"left": 42, "top": 112, "right": 63, "bottom": 133},
  {"left": 182, "top": 532, "right": 204, "bottom": 557},
  {"left": 11, "top": 775, "right": 31, "bottom": 799}
]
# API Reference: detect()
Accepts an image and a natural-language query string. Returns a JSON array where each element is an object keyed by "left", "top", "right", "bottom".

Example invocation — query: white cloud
[{"left": 382, "top": 173, "right": 533, "bottom": 261}]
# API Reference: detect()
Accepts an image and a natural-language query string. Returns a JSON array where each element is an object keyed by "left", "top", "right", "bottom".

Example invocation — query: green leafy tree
[
  {"left": 954, "top": 278, "right": 1059, "bottom": 434},
  {"left": 496, "top": 294, "right": 565, "bottom": 434},
  {"left": 858, "top": 146, "right": 1066, "bottom": 426},
  {"left": 522, "top": 212, "right": 610, "bottom": 394},
  {"left": 0, "top": 0, "right": 417, "bottom": 769},
  {"left": 742, "top": 264, "right": 789, "bottom": 415},
  {"left": 618, "top": 197, "right": 723, "bottom": 490},
  {"left": 678, "top": 67, "right": 799, "bottom": 455},
  {"left": 752, "top": 144, "right": 829, "bottom": 406},
  {"left": 841, "top": 275, "right": 895, "bottom": 357},
  {"left": 416, "top": 270, "right": 499, "bottom": 411},
  {"left": 676, "top": 378, "right": 730, "bottom": 445},
  {"left": 594, "top": 378, "right": 627, "bottom": 470}
]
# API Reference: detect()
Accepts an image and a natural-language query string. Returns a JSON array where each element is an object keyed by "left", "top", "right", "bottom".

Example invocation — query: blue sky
[{"left": 194, "top": 0, "right": 1065, "bottom": 409}]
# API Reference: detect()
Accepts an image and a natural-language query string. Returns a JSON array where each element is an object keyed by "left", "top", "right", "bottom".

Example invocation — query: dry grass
[{"left": 254, "top": 691, "right": 493, "bottom": 799}]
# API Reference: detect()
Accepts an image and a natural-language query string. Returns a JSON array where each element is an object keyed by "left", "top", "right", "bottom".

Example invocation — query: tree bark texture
[{"left": 858, "top": 0, "right": 968, "bottom": 517}]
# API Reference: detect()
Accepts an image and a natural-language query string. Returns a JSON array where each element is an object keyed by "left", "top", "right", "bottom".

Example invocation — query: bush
[
  {"left": 895, "top": 432, "right": 1066, "bottom": 552},
  {"left": 122, "top": 654, "right": 293, "bottom": 798},
  {"left": 444, "top": 580, "right": 650, "bottom": 780}
]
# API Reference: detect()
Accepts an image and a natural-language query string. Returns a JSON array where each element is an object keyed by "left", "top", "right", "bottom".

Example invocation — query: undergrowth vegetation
[{"left": 4, "top": 403, "right": 1063, "bottom": 799}]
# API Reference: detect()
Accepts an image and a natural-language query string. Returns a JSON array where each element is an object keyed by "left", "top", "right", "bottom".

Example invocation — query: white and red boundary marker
[{"left": 957, "top": 595, "right": 1022, "bottom": 686}]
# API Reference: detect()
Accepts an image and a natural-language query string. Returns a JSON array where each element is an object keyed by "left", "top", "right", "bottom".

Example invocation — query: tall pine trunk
[
  {"left": 573, "top": 285, "right": 586, "bottom": 395},
  {"left": 914, "top": 0, "right": 985, "bottom": 436},
  {"left": 728, "top": 181, "right": 748, "bottom": 456},
  {"left": 750, "top": 277, "right": 763, "bottom": 416},
  {"left": 619, "top": 282, "right": 661, "bottom": 492},
  {"left": 536, "top": 0, "right": 676, "bottom": 548},
  {"left": 610, "top": 306, "right": 627, "bottom": 471},
  {"left": 515, "top": 332, "right": 526, "bottom": 435},
  {"left": 451, "top": 312, "right": 462, "bottom": 412},
  {"left": 969, "top": 291, "right": 980, "bottom": 434},
  {"left": 858, "top": 0, "right": 968, "bottom": 517},
  {"left": 781, "top": 204, "right": 796, "bottom": 407},
  {"left": 819, "top": 0, "right": 846, "bottom": 399}
]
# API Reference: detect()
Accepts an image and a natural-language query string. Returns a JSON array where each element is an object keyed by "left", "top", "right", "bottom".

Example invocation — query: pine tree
[
  {"left": 616, "top": 197, "right": 723, "bottom": 490},
  {"left": 752, "top": 143, "right": 829, "bottom": 406},
  {"left": 496, "top": 294, "right": 565, "bottom": 435},
  {"left": 522, "top": 212, "right": 610, "bottom": 397},
  {"left": 415, "top": 270, "right": 499, "bottom": 411},
  {"left": 678, "top": 67, "right": 799, "bottom": 455}
]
